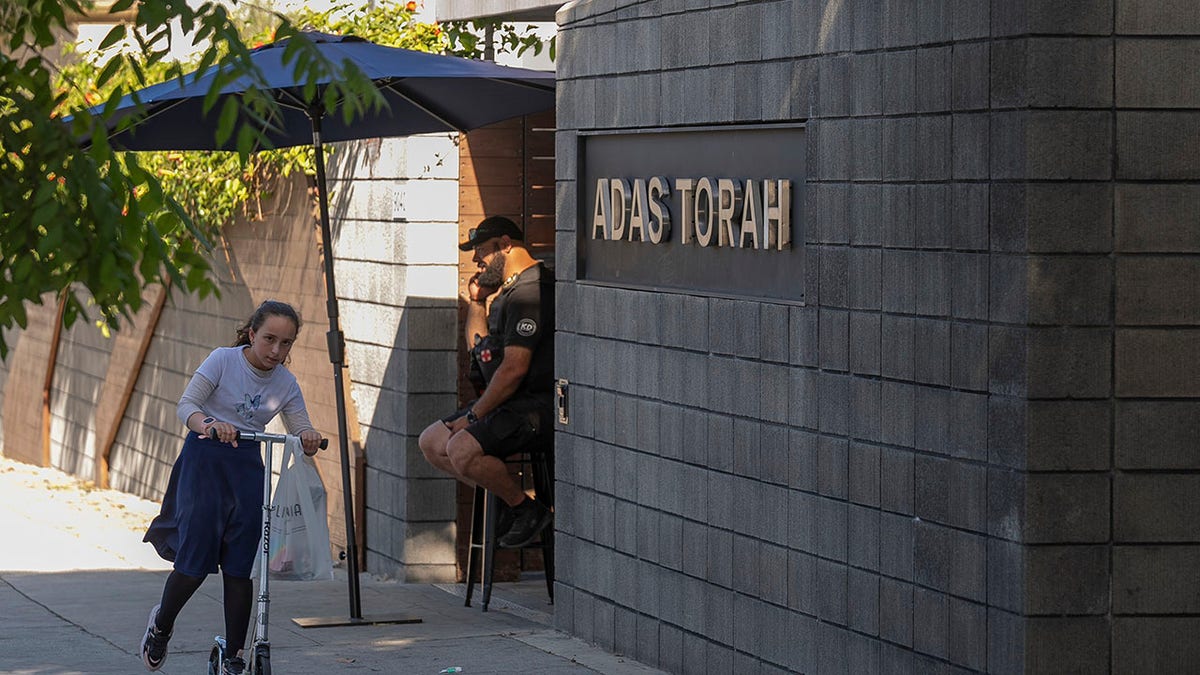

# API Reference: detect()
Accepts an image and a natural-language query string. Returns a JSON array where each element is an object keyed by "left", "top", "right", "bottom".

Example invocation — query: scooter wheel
[
  {"left": 207, "top": 643, "right": 223, "bottom": 675},
  {"left": 253, "top": 650, "right": 271, "bottom": 675}
]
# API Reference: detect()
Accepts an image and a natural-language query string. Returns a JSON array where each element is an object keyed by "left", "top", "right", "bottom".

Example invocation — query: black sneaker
[
  {"left": 140, "top": 604, "right": 171, "bottom": 671},
  {"left": 498, "top": 499, "right": 552, "bottom": 548},
  {"left": 222, "top": 656, "right": 246, "bottom": 675},
  {"left": 495, "top": 500, "right": 517, "bottom": 539}
]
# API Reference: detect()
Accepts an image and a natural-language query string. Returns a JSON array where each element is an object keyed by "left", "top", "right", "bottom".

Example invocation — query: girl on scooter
[{"left": 141, "top": 300, "right": 323, "bottom": 675}]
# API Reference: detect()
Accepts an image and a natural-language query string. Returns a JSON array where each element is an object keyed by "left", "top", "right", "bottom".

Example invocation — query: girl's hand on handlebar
[
  {"left": 203, "top": 420, "right": 239, "bottom": 448},
  {"left": 300, "top": 429, "right": 322, "bottom": 456}
]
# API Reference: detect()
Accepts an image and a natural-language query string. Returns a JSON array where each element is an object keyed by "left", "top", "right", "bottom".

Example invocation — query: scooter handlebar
[{"left": 207, "top": 428, "right": 329, "bottom": 450}]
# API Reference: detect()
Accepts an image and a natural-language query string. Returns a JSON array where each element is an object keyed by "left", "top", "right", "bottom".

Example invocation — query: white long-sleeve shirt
[{"left": 177, "top": 346, "right": 314, "bottom": 434}]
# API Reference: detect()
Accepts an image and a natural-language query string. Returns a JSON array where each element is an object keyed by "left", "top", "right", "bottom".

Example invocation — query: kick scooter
[{"left": 206, "top": 429, "right": 327, "bottom": 675}]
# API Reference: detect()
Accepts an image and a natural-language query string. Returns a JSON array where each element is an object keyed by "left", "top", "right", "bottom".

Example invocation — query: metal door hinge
[{"left": 555, "top": 378, "right": 569, "bottom": 425}]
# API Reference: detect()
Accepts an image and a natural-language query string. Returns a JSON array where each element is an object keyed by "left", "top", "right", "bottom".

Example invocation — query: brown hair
[{"left": 234, "top": 300, "right": 302, "bottom": 348}]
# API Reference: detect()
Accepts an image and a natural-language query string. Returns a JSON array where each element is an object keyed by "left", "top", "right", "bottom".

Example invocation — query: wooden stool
[{"left": 463, "top": 448, "right": 554, "bottom": 611}]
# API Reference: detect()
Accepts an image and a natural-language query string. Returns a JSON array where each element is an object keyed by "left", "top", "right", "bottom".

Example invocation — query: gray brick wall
[
  {"left": 554, "top": 0, "right": 1200, "bottom": 673},
  {"left": 0, "top": 327, "right": 14, "bottom": 449},
  {"left": 327, "top": 135, "right": 461, "bottom": 582},
  {"left": 108, "top": 269, "right": 253, "bottom": 501},
  {"left": 48, "top": 308, "right": 115, "bottom": 477}
]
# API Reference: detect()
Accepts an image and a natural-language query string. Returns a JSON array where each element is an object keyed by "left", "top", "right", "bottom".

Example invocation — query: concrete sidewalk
[
  {"left": 0, "top": 568, "right": 659, "bottom": 674},
  {"left": 0, "top": 457, "right": 662, "bottom": 674}
]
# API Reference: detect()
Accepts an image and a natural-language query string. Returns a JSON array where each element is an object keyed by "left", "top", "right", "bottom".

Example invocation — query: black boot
[{"left": 498, "top": 498, "right": 552, "bottom": 548}]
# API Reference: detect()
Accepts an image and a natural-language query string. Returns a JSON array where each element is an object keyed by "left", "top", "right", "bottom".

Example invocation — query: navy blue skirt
[{"left": 144, "top": 433, "right": 264, "bottom": 578}]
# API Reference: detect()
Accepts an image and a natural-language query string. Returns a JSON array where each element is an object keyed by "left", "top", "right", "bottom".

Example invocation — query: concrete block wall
[
  {"left": 0, "top": 294, "right": 62, "bottom": 467},
  {"left": 48, "top": 302, "right": 115, "bottom": 478},
  {"left": 46, "top": 283, "right": 169, "bottom": 487},
  {"left": 555, "top": 1, "right": 1008, "bottom": 670},
  {"left": 1100, "top": 3, "right": 1200, "bottom": 671},
  {"left": 327, "top": 135, "right": 463, "bottom": 582},
  {"left": 987, "top": 2, "right": 1200, "bottom": 671},
  {"left": 106, "top": 252, "right": 255, "bottom": 501},
  {"left": 0, "top": 327, "right": 14, "bottom": 450},
  {"left": 106, "top": 241, "right": 256, "bottom": 499},
  {"left": 555, "top": 0, "right": 1200, "bottom": 672},
  {"left": 988, "top": 3, "right": 1117, "bottom": 673}
]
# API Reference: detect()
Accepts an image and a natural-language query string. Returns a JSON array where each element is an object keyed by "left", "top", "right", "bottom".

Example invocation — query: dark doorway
[{"left": 454, "top": 110, "right": 556, "bottom": 587}]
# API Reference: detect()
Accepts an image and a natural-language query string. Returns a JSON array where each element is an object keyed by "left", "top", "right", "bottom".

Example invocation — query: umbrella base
[{"left": 290, "top": 614, "right": 423, "bottom": 628}]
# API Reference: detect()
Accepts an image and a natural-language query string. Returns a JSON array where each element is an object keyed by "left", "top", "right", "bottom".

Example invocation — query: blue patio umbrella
[
  {"left": 101, "top": 31, "right": 555, "bottom": 151},
  {"left": 93, "top": 30, "right": 555, "bottom": 625}
]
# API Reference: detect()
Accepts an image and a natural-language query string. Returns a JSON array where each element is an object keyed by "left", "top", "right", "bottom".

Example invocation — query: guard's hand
[
  {"left": 300, "top": 429, "right": 322, "bottom": 456},
  {"left": 466, "top": 273, "right": 498, "bottom": 303},
  {"left": 444, "top": 415, "right": 470, "bottom": 436},
  {"left": 203, "top": 420, "right": 239, "bottom": 448}
]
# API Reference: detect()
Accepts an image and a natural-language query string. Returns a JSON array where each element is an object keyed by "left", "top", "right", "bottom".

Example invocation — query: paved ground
[{"left": 0, "top": 456, "right": 662, "bottom": 675}]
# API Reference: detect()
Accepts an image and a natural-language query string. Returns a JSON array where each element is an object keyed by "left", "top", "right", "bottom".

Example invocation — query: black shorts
[{"left": 444, "top": 393, "right": 552, "bottom": 458}]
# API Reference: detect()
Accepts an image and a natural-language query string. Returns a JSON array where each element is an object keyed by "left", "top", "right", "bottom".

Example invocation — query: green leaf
[
  {"left": 155, "top": 211, "right": 182, "bottom": 235},
  {"left": 98, "top": 24, "right": 127, "bottom": 51},
  {"left": 125, "top": 154, "right": 148, "bottom": 183},
  {"left": 216, "top": 96, "right": 239, "bottom": 146},
  {"left": 100, "top": 83, "right": 128, "bottom": 117},
  {"left": 99, "top": 252, "right": 117, "bottom": 285},
  {"left": 196, "top": 47, "right": 217, "bottom": 77},
  {"left": 45, "top": 2, "right": 68, "bottom": 34},
  {"left": 185, "top": 263, "right": 207, "bottom": 292},
  {"left": 62, "top": 293, "right": 82, "bottom": 329},
  {"left": 236, "top": 125, "right": 257, "bottom": 161},
  {"left": 11, "top": 300, "right": 28, "bottom": 330},
  {"left": 12, "top": 255, "right": 33, "bottom": 284},
  {"left": 31, "top": 183, "right": 58, "bottom": 228},
  {"left": 35, "top": 219, "right": 65, "bottom": 257},
  {"left": 95, "top": 57, "right": 123, "bottom": 90},
  {"left": 122, "top": 57, "right": 145, "bottom": 86}
]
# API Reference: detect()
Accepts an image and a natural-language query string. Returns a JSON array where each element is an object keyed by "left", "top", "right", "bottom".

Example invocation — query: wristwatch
[{"left": 465, "top": 408, "right": 479, "bottom": 424}]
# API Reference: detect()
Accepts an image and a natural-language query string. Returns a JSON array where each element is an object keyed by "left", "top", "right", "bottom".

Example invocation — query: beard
[{"left": 476, "top": 250, "right": 507, "bottom": 288}]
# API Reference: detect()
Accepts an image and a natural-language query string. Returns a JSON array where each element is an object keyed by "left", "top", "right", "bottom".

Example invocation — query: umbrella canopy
[
  {"left": 90, "top": 30, "right": 555, "bottom": 623},
  {"left": 101, "top": 30, "right": 555, "bottom": 151}
]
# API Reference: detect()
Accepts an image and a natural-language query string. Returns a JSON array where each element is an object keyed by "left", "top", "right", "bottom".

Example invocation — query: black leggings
[{"left": 156, "top": 571, "right": 254, "bottom": 656}]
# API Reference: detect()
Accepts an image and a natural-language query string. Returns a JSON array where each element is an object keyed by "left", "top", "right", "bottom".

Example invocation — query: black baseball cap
[{"left": 459, "top": 216, "right": 524, "bottom": 251}]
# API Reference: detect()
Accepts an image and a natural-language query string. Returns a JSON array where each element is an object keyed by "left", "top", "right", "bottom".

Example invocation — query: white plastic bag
[{"left": 260, "top": 437, "right": 334, "bottom": 581}]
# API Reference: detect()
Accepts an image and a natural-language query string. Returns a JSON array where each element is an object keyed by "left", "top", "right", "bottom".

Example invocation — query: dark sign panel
[{"left": 578, "top": 126, "right": 806, "bottom": 302}]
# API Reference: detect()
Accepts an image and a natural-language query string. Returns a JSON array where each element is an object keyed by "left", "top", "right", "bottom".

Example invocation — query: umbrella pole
[{"left": 291, "top": 111, "right": 421, "bottom": 629}]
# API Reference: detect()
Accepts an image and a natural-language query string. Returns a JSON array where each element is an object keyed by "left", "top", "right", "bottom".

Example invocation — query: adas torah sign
[{"left": 579, "top": 126, "right": 806, "bottom": 302}]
